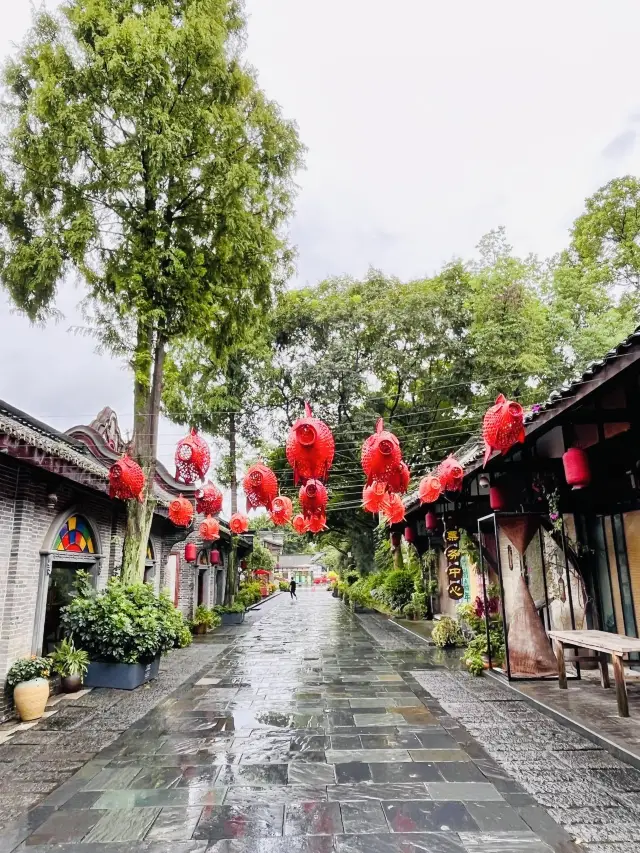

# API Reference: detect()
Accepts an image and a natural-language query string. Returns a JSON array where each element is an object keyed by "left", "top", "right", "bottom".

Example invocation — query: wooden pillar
[
  {"left": 553, "top": 639, "right": 567, "bottom": 689},
  {"left": 599, "top": 653, "right": 611, "bottom": 689},
  {"left": 612, "top": 654, "right": 630, "bottom": 718}
]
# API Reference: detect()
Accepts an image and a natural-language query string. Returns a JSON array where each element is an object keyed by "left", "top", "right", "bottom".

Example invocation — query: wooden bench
[{"left": 548, "top": 629, "right": 640, "bottom": 718}]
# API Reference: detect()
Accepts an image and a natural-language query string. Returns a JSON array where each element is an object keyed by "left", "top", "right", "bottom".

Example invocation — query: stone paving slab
[{"left": 0, "top": 590, "right": 630, "bottom": 851}]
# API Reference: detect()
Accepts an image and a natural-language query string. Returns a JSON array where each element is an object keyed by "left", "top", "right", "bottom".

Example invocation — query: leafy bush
[
  {"left": 214, "top": 602, "right": 246, "bottom": 614},
  {"left": 6, "top": 656, "right": 51, "bottom": 687},
  {"left": 192, "top": 606, "right": 220, "bottom": 630},
  {"left": 402, "top": 602, "right": 417, "bottom": 618},
  {"left": 62, "top": 580, "right": 191, "bottom": 664},
  {"left": 246, "top": 543, "right": 275, "bottom": 574},
  {"left": 431, "top": 617, "right": 465, "bottom": 648},
  {"left": 411, "top": 592, "right": 427, "bottom": 616},
  {"left": 464, "top": 651, "right": 485, "bottom": 676},
  {"left": 383, "top": 569, "right": 416, "bottom": 612},
  {"left": 174, "top": 623, "right": 193, "bottom": 648},
  {"left": 279, "top": 581, "right": 289, "bottom": 591},
  {"left": 236, "top": 581, "right": 261, "bottom": 608},
  {"left": 49, "top": 638, "right": 89, "bottom": 678}
]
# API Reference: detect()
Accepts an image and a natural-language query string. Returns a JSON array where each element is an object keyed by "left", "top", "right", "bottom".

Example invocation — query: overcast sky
[{"left": 0, "top": 0, "right": 639, "bottom": 502}]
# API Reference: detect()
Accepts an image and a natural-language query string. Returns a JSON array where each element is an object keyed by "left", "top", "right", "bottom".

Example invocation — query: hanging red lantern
[
  {"left": 381, "top": 492, "right": 405, "bottom": 524},
  {"left": 307, "top": 511, "right": 327, "bottom": 533},
  {"left": 563, "top": 448, "right": 591, "bottom": 490},
  {"left": 299, "top": 479, "right": 328, "bottom": 516},
  {"left": 292, "top": 513, "right": 310, "bottom": 535},
  {"left": 425, "top": 510, "right": 439, "bottom": 533},
  {"left": 240, "top": 559, "right": 247, "bottom": 570},
  {"left": 175, "top": 428, "right": 211, "bottom": 484},
  {"left": 390, "top": 531, "right": 402, "bottom": 548},
  {"left": 482, "top": 394, "right": 525, "bottom": 467},
  {"left": 361, "top": 419, "right": 403, "bottom": 486},
  {"left": 184, "top": 542, "right": 197, "bottom": 563},
  {"left": 490, "top": 484, "right": 507, "bottom": 512},
  {"left": 269, "top": 495, "right": 293, "bottom": 526},
  {"left": 229, "top": 512, "right": 249, "bottom": 535},
  {"left": 243, "top": 462, "right": 279, "bottom": 511},
  {"left": 386, "top": 461, "right": 411, "bottom": 495},
  {"left": 195, "top": 481, "right": 223, "bottom": 516},
  {"left": 169, "top": 495, "right": 194, "bottom": 527},
  {"left": 286, "top": 402, "right": 335, "bottom": 485},
  {"left": 108, "top": 454, "right": 146, "bottom": 502},
  {"left": 404, "top": 526, "right": 415, "bottom": 543},
  {"left": 210, "top": 548, "right": 221, "bottom": 566},
  {"left": 362, "top": 481, "right": 387, "bottom": 513},
  {"left": 437, "top": 455, "right": 464, "bottom": 493},
  {"left": 418, "top": 474, "right": 441, "bottom": 505},
  {"left": 199, "top": 516, "right": 220, "bottom": 541}
]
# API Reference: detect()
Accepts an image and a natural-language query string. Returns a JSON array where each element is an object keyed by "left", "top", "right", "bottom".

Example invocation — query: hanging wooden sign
[{"left": 444, "top": 527, "right": 464, "bottom": 600}]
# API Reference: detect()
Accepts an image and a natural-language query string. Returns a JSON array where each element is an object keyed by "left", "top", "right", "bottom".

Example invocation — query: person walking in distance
[{"left": 289, "top": 579, "right": 297, "bottom": 600}]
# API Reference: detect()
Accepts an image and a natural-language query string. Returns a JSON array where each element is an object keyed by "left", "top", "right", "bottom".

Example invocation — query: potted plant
[
  {"left": 402, "top": 602, "right": 417, "bottom": 621},
  {"left": 192, "top": 605, "right": 220, "bottom": 635},
  {"left": 62, "top": 579, "right": 192, "bottom": 690},
  {"left": 49, "top": 637, "right": 89, "bottom": 693},
  {"left": 214, "top": 602, "right": 246, "bottom": 625},
  {"left": 6, "top": 656, "right": 51, "bottom": 721}
]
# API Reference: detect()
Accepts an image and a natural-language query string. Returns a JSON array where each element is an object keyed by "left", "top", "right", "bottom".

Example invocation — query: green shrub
[
  {"left": 174, "top": 624, "right": 193, "bottom": 648},
  {"left": 214, "top": 602, "right": 246, "bottom": 614},
  {"left": 402, "top": 602, "right": 417, "bottom": 618},
  {"left": 464, "top": 651, "right": 485, "bottom": 676},
  {"left": 236, "top": 581, "right": 262, "bottom": 607},
  {"left": 431, "top": 617, "right": 465, "bottom": 648},
  {"left": 193, "top": 606, "right": 220, "bottom": 629},
  {"left": 279, "top": 581, "right": 289, "bottom": 591},
  {"left": 6, "top": 656, "right": 51, "bottom": 687},
  {"left": 383, "top": 569, "right": 415, "bottom": 612},
  {"left": 62, "top": 580, "right": 191, "bottom": 664},
  {"left": 411, "top": 592, "right": 427, "bottom": 616},
  {"left": 49, "top": 637, "right": 89, "bottom": 678}
]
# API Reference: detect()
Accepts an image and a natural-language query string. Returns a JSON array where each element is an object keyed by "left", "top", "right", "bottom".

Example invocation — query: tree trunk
[
  {"left": 225, "top": 536, "right": 238, "bottom": 605},
  {"left": 229, "top": 413, "right": 238, "bottom": 515},
  {"left": 122, "top": 331, "right": 166, "bottom": 584}
]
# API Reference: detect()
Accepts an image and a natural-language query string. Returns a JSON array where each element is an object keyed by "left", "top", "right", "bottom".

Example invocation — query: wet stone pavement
[{"left": 1, "top": 590, "right": 635, "bottom": 853}]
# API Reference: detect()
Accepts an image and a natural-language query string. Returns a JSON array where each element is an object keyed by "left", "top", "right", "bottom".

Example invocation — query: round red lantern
[
  {"left": 240, "top": 559, "right": 247, "bottom": 570},
  {"left": 243, "top": 462, "right": 279, "bottom": 511},
  {"left": 361, "top": 419, "right": 403, "bottom": 486},
  {"left": 184, "top": 542, "right": 197, "bottom": 562},
  {"left": 286, "top": 402, "right": 335, "bottom": 485},
  {"left": 437, "top": 455, "right": 464, "bottom": 493},
  {"left": 563, "top": 447, "right": 591, "bottom": 490},
  {"left": 390, "top": 531, "right": 402, "bottom": 548},
  {"left": 381, "top": 493, "right": 405, "bottom": 524},
  {"left": 199, "top": 516, "right": 220, "bottom": 541},
  {"left": 306, "top": 511, "right": 327, "bottom": 534},
  {"left": 109, "top": 454, "right": 146, "bottom": 502},
  {"left": 175, "top": 428, "right": 211, "bottom": 484},
  {"left": 292, "top": 514, "right": 310, "bottom": 535},
  {"left": 404, "top": 526, "right": 415, "bottom": 543},
  {"left": 195, "top": 481, "right": 223, "bottom": 516},
  {"left": 229, "top": 512, "right": 249, "bottom": 535},
  {"left": 387, "top": 461, "right": 411, "bottom": 495},
  {"left": 425, "top": 510, "right": 438, "bottom": 533},
  {"left": 418, "top": 474, "right": 441, "bottom": 505},
  {"left": 299, "top": 479, "right": 328, "bottom": 516},
  {"left": 210, "top": 548, "right": 221, "bottom": 566},
  {"left": 169, "top": 495, "right": 194, "bottom": 527},
  {"left": 269, "top": 495, "right": 293, "bottom": 526},
  {"left": 489, "top": 484, "right": 507, "bottom": 511},
  {"left": 362, "top": 481, "right": 387, "bottom": 513}
]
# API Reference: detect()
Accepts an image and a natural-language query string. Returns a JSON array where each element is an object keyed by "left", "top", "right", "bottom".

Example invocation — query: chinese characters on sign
[{"left": 445, "top": 527, "right": 465, "bottom": 600}]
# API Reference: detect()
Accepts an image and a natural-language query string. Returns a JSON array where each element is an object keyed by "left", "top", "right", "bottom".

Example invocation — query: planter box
[
  {"left": 85, "top": 656, "right": 161, "bottom": 690},
  {"left": 221, "top": 612, "right": 245, "bottom": 625}
]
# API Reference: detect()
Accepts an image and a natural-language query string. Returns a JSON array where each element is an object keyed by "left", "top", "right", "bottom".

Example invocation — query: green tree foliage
[{"left": 0, "top": 0, "right": 303, "bottom": 581}]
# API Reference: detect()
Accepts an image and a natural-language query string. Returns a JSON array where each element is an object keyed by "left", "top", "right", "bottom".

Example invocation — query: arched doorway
[{"left": 35, "top": 511, "right": 102, "bottom": 654}]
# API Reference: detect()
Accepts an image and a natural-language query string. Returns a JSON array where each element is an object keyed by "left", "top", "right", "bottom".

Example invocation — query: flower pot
[
  {"left": 61, "top": 674, "right": 83, "bottom": 694},
  {"left": 193, "top": 623, "right": 208, "bottom": 635},
  {"left": 13, "top": 678, "right": 49, "bottom": 721},
  {"left": 85, "top": 656, "right": 161, "bottom": 690},
  {"left": 221, "top": 612, "right": 245, "bottom": 625}
]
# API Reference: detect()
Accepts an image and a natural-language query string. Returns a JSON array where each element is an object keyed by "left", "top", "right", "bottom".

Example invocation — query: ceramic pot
[
  {"left": 61, "top": 674, "right": 83, "bottom": 693},
  {"left": 13, "top": 678, "right": 49, "bottom": 721}
]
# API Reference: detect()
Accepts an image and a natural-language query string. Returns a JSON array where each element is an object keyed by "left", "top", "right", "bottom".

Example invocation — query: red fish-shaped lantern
[
  {"left": 381, "top": 492, "right": 406, "bottom": 524},
  {"left": 418, "top": 474, "right": 441, "bottom": 505},
  {"left": 299, "top": 479, "right": 328, "bottom": 517},
  {"left": 286, "top": 402, "right": 335, "bottom": 485},
  {"left": 482, "top": 394, "right": 525, "bottom": 467},
  {"left": 386, "top": 461, "right": 411, "bottom": 495},
  {"left": 361, "top": 419, "right": 403, "bottom": 486},
  {"left": 243, "top": 462, "right": 279, "bottom": 511},
  {"left": 292, "top": 513, "right": 310, "bottom": 534},
  {"left": 437, "top": 455, "right": 464, "bottom": 493},
  {"left": 169, "top": 495, "right": 194, "bottom": 527},
  {"left": 195, "top": 481, "right": 223, "bottom": 516},
  {"left": 362, "top": 481, "right": 387, "bottom": 513},
  {"left": 307, "top": 511, "right": 327, "bottom": 533},
  {"left": 199, "top": 516, "right": 220, "bottom": 541},
  {"left": 175, "top": 428, "right": 211, "bottom": 484},
  {"left": 229, "top": 512, "right": 249, "bottom": 535},
  {"left": 109, "top": 454, "right": 145, "bottom": 502},
  {"left": 269, "top": 495, "right": 294, "bottom": 526}
]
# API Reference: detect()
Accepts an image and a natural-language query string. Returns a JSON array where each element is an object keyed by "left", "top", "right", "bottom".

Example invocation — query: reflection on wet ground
[{"left": 2, "top": 590, "right": 585, "bottom": 852}]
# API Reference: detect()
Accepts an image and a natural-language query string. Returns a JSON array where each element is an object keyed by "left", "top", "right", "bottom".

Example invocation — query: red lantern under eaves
[
  {"left": 404, "top": 526, "right": 415, "bottom": 543},
  {"left": 184, "top": 542, "right": 197, "bottom": 563},
  {"left": 109, "top": 454, "right": 145, "bottom": 502},
  {"left": 175, "top": 428, "right": 211, "bottom": 484},
  {"left": 210, "top": 548, "right": 221, "bottom": 566},
  {"left": 169, "top": 495, "right": 194, "bottom": 527},
  {"left": 563, "top": 448, "right": 591, "bottom": 490},
  {"left": 425, "top": 510, "right": 439, "bottom": 533},
  {"left": 490, "top": 484, "right": 507, "bottom": 512}
]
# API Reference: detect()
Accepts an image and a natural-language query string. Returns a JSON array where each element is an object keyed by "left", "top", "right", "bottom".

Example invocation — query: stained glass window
[{"left": 53, "top": 515, "right": 96, "bottom": 555}]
